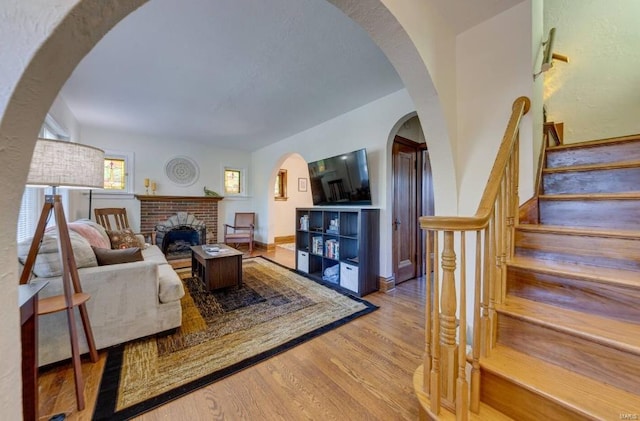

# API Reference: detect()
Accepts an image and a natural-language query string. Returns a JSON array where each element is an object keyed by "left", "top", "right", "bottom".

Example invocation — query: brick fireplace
[{"left": 136, "top": 195, "right": 223, "bottom": 250}]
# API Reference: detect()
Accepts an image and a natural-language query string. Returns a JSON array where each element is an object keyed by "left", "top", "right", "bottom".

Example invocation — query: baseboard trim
[
  {"left": 274, "top": 235, "right": 295, "bottom": 244},
  {"left": 255, "top": 241, "right": 276, "bottom": 251},
  {"left": 378, "top": 275, "right": 395, "bottom": 292}
]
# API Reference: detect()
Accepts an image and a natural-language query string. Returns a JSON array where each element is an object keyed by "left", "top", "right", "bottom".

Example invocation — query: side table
[
  {"left": 191, "top": 244, "right": 243, "bottom": 291},
  {"left": 19, "top": 280, "right": 48, "bottom": 421}
]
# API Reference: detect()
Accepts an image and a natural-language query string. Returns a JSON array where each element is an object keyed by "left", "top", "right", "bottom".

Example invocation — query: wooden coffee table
[{"left": 191, "top": 244, "right": 243, "bottom": 291}]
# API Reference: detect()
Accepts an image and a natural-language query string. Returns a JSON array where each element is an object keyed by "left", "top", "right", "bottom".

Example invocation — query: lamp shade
[{"left": 26, "top": 139, "right": 105, "bottom": 189}]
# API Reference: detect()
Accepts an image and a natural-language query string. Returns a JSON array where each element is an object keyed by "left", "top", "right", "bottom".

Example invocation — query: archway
[
  {"left": 0, "top": 1, "right": 455, "bottom": 416},
  {"left": 266, "top": 152, "right": 312, "bottom": 250}
]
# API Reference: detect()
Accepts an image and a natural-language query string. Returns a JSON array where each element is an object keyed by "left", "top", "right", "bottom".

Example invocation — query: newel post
[{"left": 440, "top": 231, "right": 458, "bottom": 409}]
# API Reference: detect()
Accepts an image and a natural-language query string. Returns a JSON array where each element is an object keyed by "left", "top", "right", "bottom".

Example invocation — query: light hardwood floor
[{"left": 38, "top": 246, "right": 425, "bottom": 420}]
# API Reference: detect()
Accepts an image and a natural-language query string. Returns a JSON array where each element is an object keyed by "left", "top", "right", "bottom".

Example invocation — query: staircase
[{"left": 480, "top": 134, "right": 640, "bottom": 420}]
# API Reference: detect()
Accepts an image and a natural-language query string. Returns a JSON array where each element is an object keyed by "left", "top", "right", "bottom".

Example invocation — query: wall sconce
[{"left": 534, "top": 27, "right": 569, "bottom": 79}]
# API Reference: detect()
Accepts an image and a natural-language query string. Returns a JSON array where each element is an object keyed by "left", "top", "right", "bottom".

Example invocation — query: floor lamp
[{"left": 19, "top": 139, "right": 105, "bottom": 411}]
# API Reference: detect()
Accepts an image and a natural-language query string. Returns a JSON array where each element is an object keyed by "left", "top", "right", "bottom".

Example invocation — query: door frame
[{"left": 392, "top": 135, "right": 431, "bottom": 282}]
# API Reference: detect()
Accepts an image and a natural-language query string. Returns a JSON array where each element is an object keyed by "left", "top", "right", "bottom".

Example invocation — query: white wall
[
  {"left": 532, "top": 0, "right": 544, "bottom": 181},
  {"left": 544, "top": 0, "right": 640, "bottom": 143},
  {"left": 455, "top": 1, "right": 539, "bottom": 343},
  {"left": 456, "top": 2, "right": 535, "bottom": 216},
  {"left": 335, "top": 0, "right": 458, "bottom": 215},
  {"left": 252, "top": 89, "right": 415, "bottom": 278},
  {"left": 48, "top": 95, "right": 80, "bottom": 140},
  {"left": 272, "top": 154, "right": 313, "bottom": 239},
  {"left": 77, "top": 125, "right": 253, "bottom": 241},
  {"left": 396, "top": 116, "right": 425, "bottom": 144},
  {"left": 379, "top": 0, "right": 457, "bottom": 155}
]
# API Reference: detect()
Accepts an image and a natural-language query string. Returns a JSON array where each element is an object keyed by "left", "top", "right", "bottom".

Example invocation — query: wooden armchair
[
  {"left": 94, "top": 207, "right": 156, "bottom": 245},
  {"left": 224, "top": 212, "right": 255, "bottom": 253}
]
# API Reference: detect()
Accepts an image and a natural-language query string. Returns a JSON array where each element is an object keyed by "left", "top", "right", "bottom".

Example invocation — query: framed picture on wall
[{"left": 298, "top": 177, "right": 308, "bottom": 192}]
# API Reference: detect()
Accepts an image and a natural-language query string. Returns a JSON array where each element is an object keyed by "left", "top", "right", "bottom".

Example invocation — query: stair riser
[
  {"left": 480, "top": 370, "right": 588, "bottom": 421},
  {"left": 539, "top": 199, "right": 640, "bottom": 230},
  {"left": 497, "top": 314, "right": 640, "bottom": 395},
  {"left": 543, "top": 167, "right": 640, "bottom": 194},
  {"left": 507, "top": 266, "right": 640, "bottom": 322},
  {"left": 546, "top": 141, "right": 640, "bottom": 168},
  {"left": 514, "top": 230, "right": 640, "bottom": 272}
]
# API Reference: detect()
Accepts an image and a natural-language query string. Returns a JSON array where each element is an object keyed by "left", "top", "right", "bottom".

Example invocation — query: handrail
[
  {"left": 419, "top": 96, "right": 530, "bottom": 231},
  {"left": 414, "top": 96, "right": 531, "bottom": 420}
]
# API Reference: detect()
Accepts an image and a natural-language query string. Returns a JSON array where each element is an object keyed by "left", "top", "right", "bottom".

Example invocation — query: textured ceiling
[
  {"left": 60, "top": 0, "right": 404, "bottom": 150},
  {"left": 59, "top": 0, "right": 525, "bottom": 150}
]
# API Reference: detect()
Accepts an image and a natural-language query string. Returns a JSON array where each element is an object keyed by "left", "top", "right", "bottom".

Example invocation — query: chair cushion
[
  {"left": 225, "top": 233, "right": 251, "bottom": 240},
  {"left": 107, "top": 228, "right": 143, "bottom": 249},
  {"left": 92, "top": 246, "right": 143, "bottom": 266}
]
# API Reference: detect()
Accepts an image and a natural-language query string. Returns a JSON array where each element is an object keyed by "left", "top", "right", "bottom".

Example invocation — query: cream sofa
[{"left": 18, "top": 220, "right": 185, "bottom": 367}]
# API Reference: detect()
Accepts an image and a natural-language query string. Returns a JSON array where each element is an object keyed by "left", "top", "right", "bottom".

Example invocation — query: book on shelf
[
  {"left": 311, "top": 236, "right": 323, "bottom": 255},
  {"left": 324, "top": 238, "right": 339, "bottom": 260}
]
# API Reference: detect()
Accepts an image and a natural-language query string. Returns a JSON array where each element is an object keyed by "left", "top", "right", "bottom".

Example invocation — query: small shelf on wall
[
  {"left": 295, "top": 207, "right": 379, "bottom": 297},
  {"left": 134, "top": 195, "right": 224, "bottom": 202}
]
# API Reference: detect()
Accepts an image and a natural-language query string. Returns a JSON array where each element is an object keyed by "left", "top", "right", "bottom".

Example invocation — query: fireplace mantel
[{"left": 135, "top": 195, "right": 223, "bottom": 202}]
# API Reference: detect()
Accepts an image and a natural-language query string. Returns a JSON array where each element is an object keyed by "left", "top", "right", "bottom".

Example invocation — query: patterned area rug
[{"left": 94, "top": 257, "right": 377, "bottom": 420}]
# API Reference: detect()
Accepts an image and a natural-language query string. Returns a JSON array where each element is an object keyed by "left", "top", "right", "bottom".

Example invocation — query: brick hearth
[{"left": 135, "top": 195, "right": 223, "bottom": 245}]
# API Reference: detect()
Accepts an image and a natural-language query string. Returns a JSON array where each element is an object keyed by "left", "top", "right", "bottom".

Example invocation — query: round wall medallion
[{"left": 165, "top": 156, "right": 199, "bottom": 186}]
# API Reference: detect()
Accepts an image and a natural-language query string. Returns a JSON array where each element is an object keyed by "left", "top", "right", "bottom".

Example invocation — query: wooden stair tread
[
  {"left": 547, "top": 133, "right": 640, "bottom": 150},
  {"left": 540, "top": 192, "right": 640, "bottom": 200},
  {"left": 516, "top": 223, "right": 640, "bottom": 239},
  {"left": 509, "top": 255, "right": 640, "bottom": 288},
  {"left": 542, "top": 159, "right": 640, "bottom": 173},
  {"left": 38, "top": 292, "right": 91, "bottom": 315},
  {"left": 497, "top": 296, "right": 640, "bottom": 353},
  {"left": 413, "top": 365, "right": 515, "bottom": 421},
  {"left": 480, "top": 346, "right": 640, "bottom": 419}
]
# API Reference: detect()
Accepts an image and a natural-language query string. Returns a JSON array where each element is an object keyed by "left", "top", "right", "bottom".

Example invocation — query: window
[
  {"left": 103, "top": 157, "right": 126, "bottom": 190},
  {"left": 16, "top": 187, "right": 42, "bottom": 242},
  {"left": 274, "top": 169, "right": 287, "bottom": 200},
  {"left": 224, "top": 168, "right": 242, "bottom": 195},
  {"left": 97, "top": 150, "right": 134, "bottom": 194}
]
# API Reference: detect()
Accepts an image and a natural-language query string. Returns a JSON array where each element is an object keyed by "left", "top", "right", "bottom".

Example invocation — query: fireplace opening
[
  {"left": 155, "top": 212, "right": 207, "bottom": 261},
  {"left": 162, "top": 226, "right": 206, "bottom": 260}
]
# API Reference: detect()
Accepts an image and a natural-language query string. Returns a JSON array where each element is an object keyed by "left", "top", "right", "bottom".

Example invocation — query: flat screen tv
[{"left": 307, "top": 148, "right": 372, "bottom": 206}]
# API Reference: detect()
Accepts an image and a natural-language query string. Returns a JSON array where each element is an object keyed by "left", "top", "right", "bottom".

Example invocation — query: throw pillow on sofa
[
  {"left": 71, "top": 219, "right": 111, "bottom": 248},
  {"left": 92, "top": 246, "right": 143, "bottom": 266},
  {"left": 67, "top": 221, "right": 111, "bottom": 249},
  {"left": 107, "top": 228, "right": 143, "bottom": 249},
  {"left": 17, "top": 230, "right": 98, "bottom": 278}
]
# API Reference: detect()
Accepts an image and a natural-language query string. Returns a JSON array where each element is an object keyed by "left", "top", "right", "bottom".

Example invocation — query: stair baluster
[
  {"left": 470, "top": 231, "right": 482, "bottom": 413},
  {"left": 456, "top": 233, "right": 468, "bottom": 421},
  {"left": 429, "top": 232, "right": 441, "bottom": 414},
  {"left": 440, "top": 231, "right": 458, "bottom": 410}
]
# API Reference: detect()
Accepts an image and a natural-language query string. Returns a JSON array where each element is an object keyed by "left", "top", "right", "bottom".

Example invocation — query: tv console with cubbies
[{"left": 295, "top": 207, "right": 379, "bottom": 297}]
